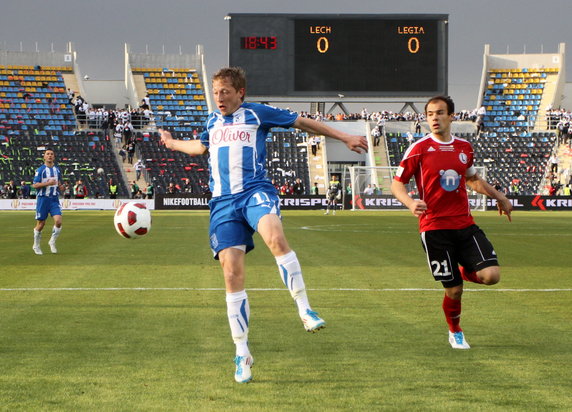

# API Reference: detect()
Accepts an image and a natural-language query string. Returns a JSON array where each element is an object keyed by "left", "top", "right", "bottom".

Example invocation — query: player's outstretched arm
[
  {"left": 293, "top": 117, "right": 368, "bottom": 154},
  {"left": 159, "top": 129, "right": 207, "bottom": 156},
  {"left": 466, "top": 173, "right": 513, "bottom": 221},
  {"left": 391, "top": 180, "right": 427, "bottom": 217}
]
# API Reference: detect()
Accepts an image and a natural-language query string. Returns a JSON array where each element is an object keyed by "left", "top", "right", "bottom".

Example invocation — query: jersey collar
[{"left": 428, "top": 133, "right": 455, "bottom": 145}]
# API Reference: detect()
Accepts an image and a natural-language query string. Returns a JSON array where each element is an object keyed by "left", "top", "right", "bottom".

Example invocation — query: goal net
[{"left": 347, "top": 166, "right": 487, "bottom": 211}]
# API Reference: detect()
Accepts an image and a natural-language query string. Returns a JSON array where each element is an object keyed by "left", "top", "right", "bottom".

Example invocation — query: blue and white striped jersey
[
  {"left": 200, "top": 102, "right": 298, "bottom": 198},
  {"left": 33, "top": 164, "right": 62, "bottom": 197}
]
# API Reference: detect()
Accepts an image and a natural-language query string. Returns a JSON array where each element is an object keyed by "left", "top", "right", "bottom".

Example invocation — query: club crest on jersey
[
  {"left": 459, "top": 152, "right": 468, "bottom": 164},
  {"left": 233, "top": 111, "right": 246, "bottom": 124},
  {"left": 439, "top": 169, "right": 460, "bottom": 192}
]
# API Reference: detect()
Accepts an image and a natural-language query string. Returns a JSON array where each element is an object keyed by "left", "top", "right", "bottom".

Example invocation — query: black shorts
[{"left": 420, "top": 224, "right": 499, "bottom": 288}]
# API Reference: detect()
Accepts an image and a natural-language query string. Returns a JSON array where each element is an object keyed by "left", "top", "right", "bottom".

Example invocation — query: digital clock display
[{"left": 241, "top": 36, "right": 277, "bottom": 50}]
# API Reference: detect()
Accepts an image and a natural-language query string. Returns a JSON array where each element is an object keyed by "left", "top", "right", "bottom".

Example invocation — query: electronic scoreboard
[{"left": 228, "top": 14, "right": 448, "bottom": 97}]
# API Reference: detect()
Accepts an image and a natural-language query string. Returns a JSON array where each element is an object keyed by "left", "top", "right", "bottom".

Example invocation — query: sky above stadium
[{"left": 1, "top": 0, "right": 571, "bottom": 111}]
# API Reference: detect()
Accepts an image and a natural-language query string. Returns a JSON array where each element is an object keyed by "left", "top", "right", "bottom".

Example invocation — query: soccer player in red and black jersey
[{"left": 391, "top": 95, "right": 513, "bottom": 349}]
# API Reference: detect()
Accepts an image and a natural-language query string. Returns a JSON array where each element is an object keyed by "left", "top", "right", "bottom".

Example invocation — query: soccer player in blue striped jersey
[
  {"left": 160, "top": 67, "right": 368, "bottom": 383},
  {"left": 32, "top": 148, "right": 64, "bottom": 255}
]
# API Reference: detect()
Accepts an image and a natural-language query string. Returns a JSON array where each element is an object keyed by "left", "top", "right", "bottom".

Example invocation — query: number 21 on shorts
[{"left": 431, "top": 259, "right": 453, "bottom": 280}]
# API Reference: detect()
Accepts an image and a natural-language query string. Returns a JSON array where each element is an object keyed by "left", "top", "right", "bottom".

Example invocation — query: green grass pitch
[{"left": 1, "top": 210, "right": 571, "bottom": 411}]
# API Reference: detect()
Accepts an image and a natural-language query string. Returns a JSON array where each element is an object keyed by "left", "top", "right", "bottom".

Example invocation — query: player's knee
[
  {"left": 258, "top": 215, "right": 289, "bottom": 252},
  {"left": 221, "top": 265, "right": 244, "bottom": 289},
  {"left": 478, "top": 267, "right": 500, "bottom": 285},
  {"left": 219, "top": 253, "right": 243, "bottom": 283},
  {"left": 445, "top": 285, "right": 463, "bottom": 300},
  {"left": 264, "top": 233, "right": 289, "bottom": 256}
]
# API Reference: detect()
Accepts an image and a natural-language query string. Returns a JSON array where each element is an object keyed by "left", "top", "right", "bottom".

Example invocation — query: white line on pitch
[{"left": 0, "top": 287, "right": 571, "bottom": 292}]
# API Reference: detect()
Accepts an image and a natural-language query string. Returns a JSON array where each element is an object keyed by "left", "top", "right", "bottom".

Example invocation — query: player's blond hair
[{"left": 212, "top": 67, "right": 246, "bottom": 101}]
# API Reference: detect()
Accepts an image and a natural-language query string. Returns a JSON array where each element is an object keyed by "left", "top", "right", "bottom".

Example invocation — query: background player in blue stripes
[
  {"left": 32, "top": 148, "right": 64, "bottom": 255},
  {"left": 160, "top": 66, "right": 368, "bottom": 383}
]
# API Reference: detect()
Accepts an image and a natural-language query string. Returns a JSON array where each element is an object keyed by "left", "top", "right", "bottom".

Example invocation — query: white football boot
[
  {"left": 301, "top": 309, "right": 326, "bottom": 332},
  {"left": 234, "top": 355, "right": 254, "bottom": 383},
  {"left": 48, "top": 239, "right": 58, "bottom": 254},
  {"left": 449, "top": 331, "right": 471, "bottom": 349}
]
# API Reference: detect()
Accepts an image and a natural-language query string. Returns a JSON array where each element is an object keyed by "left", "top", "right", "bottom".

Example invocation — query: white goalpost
[{"left": 347, "top": 166, "right": 488, "bottom": 211}]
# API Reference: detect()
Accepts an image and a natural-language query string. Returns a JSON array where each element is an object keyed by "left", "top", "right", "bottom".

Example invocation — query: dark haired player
[
  {"left": 32, "top": 148, "right": 64, "bottom": 254},
  {"left": 391, "top": 95, "right": 512, "bottom": 349}
]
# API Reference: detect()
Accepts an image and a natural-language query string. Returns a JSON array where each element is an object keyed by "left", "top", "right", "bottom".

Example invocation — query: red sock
[
  {"left": 460, "top": 266, "right": 484, "bottom": 284},
  {"left": 442, "top": 295, "right": 462, "bottom": 332}
]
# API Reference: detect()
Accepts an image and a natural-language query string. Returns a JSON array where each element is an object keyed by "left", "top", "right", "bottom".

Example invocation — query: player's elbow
[
  {"left": 390, "top": 180, "right": 402, "bottom": 196},
  {"left": 294, "top": 117, "right": 319, "bottom": 134},
  {"left": 190, "top": 146, "right": 208, "bottom": 157}
]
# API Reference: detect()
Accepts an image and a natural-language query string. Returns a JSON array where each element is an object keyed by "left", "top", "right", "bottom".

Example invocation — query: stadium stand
[
  {"left": 1, "top": 129, "right": 129, "bottom": 198},
  {"left": 0, "top": 65, "right": 76, "bottom": 130},
  {"left": 473, "top": 131, "right": 557, "bottom": 195},
  {"left": 0, "top": 65, "right": 129, "bottom": 198},
  {"left": 265, "top": 128, "right": 311, "bottom": 192},
  {"left": 132, "top": 67, "right": 208, "bottom": 137},
  {"left": 476, "top": 65, "right": 561, "bottom": 194},
  {"left": 480, "top": 68, "right": 557, "bottom": 132},
  {"left": 385, "top": 132, "right": 425, "bottom": 167},
  {"left": 130, "top": 67, "right": 211, "bottom": 194},
  {"left": 134, "top": 131, "right": 210, "bottom": 195},
  {"left": 1, "top": 44, "right": 568, "bottom": 200}
]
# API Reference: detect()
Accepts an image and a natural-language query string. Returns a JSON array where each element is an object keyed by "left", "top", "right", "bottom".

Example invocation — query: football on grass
[{"left": 114, "top": 202, "right": 152, "bottom": 239}]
